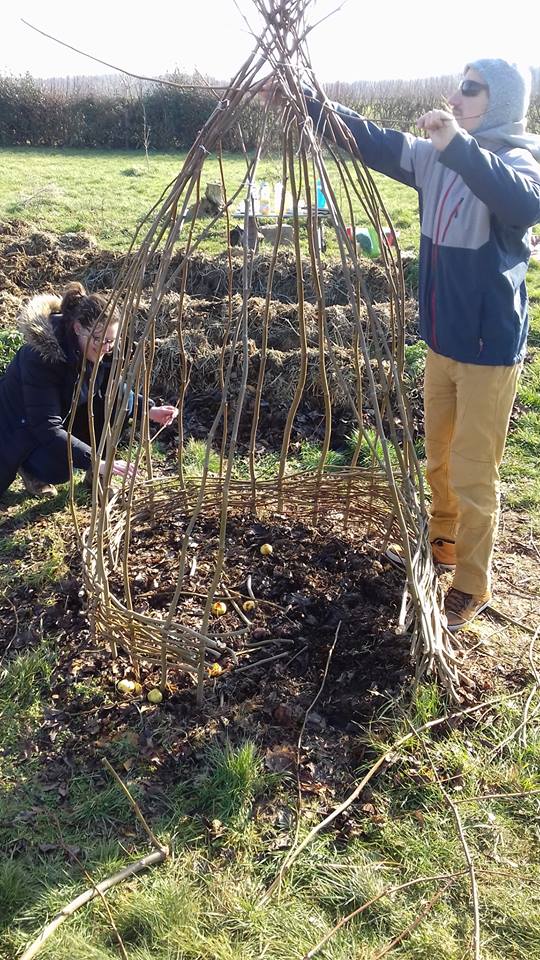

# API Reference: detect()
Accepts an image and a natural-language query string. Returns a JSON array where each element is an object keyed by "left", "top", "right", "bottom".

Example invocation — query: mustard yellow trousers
[{"left": 424, "top": 348, "right": 521, "bottom": 596}]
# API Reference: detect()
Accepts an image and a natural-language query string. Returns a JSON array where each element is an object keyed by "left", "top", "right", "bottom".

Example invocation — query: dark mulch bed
[
  {"left": 0, "top": 496, "right": 532, "bottom": 842},
  {"left": 0, "top": 219, "right": 412, "bottom": 306},
  {"left": 0, "top": 507, "right": 413, "bottom": 817}
]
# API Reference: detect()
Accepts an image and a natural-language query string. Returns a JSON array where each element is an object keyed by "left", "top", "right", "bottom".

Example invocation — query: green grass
[
  {"left": 0, "top": 640, "right": 54, "bottom": 711},
  {"left": 2, "top": 699, "right": 539, "bottom": 960},
  {"left": 182, "top": 437, "right": 349, "bottom": 481},
  {"left": 501, "top": 259, "right": 540, "bottom": 519},
  {"left": 0, "top": 329, "right": 23, "bottom": 375},
  {"left": 0, "top": 147, "right": 191, "bottom": 250},
  {"left": 193, "top": 741, "right": 271, "bottom": 825},
  {"left": 0, "top": 497, "right": 73, "bottom": 590},
  {"left": 182, "top": 433, "right": 399, "bottom": 481},
  {"left": 0, "top": 146, "right": 420, "bottom": 253}
]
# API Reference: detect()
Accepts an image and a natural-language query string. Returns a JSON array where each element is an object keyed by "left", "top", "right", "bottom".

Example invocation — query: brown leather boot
[
  {"left": 430, "top": 538, "right": 456, "bottom": 570},
  {"left": 444, "top": 587, "right": 491, "bottom": 632},
  {"left": 386, "top": 538, "right": 456, "bottom": 571},
  {"left": 18, "top": 468, "right": 57, "bottom": 498}
]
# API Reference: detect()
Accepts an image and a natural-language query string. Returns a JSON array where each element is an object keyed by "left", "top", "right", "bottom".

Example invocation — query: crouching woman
[{"left": 0, "top": 282, "right": 178, "bottom": 498}]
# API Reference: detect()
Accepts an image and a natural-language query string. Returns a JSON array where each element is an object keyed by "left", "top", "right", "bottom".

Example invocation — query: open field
[
  {"left": 0, "top": 147, "right": 421, "bottom": 253},
  {"left": 1, "top": 147, "right": 539, "bottom": 960}
]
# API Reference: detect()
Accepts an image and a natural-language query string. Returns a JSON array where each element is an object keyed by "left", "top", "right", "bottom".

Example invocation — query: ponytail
[{"left": 60, "top": 281, "right": 86, "bottom": 319}]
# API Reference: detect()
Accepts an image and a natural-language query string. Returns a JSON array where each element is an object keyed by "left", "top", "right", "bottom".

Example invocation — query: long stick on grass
[
  {"left": 19, "top": 850, "right": 167, "bottom": 960},
  {"left": 20, "top": 762, "right": 169, "bottom": 960},
  {"left": 53, "top": 815, "right": 130, "bottom": 960},
  {"left": 452, "top": 787, "right": 540, "bottom": 803},
  {"left": 371, "top": 880, "right": 453, "bottom": 960},
  {"left": 417, "top": 734, "right": 481, "bottom": 960},
  {"left": 304, "top": 864, "right": 539, "bottom": 960}
]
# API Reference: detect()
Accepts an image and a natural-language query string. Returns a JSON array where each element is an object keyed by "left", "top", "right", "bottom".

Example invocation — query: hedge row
[{"left": 0, "top": 74, "right": 538, "bottom": 151}]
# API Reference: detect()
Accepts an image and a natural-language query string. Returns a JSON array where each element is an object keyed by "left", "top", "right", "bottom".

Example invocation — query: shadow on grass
[{"left": 0, "top": 482, "right": 89, "bottom": 536}]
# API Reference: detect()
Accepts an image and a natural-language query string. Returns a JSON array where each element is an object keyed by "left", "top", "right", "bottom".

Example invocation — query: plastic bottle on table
[
  {"left": 367, "top": 226, "right": 380, "bottom": 256},
  {"left": 259, "top": 181, "right": 271, "bottom": 216},
  {"left": 250, "top": 181, "right": 260, "bottom": 215}
]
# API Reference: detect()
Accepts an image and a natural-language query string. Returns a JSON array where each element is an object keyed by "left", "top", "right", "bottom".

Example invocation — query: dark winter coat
[{"left": 0, "top": 294, "right": 105, "bottom": 495}]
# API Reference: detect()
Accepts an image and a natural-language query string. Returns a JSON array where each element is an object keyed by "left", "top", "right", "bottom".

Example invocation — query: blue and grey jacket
[{"left": 304, "top": 92, "right": 540, "bottom": 366}]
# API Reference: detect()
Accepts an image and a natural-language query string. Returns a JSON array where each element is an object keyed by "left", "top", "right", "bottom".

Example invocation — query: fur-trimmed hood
[{"left": 17, "top": 294, "right": 67, "bottom": 364}]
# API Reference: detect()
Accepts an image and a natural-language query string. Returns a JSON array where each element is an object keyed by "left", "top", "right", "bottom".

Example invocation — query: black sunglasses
[{"left": 459, "top": 78, "right": 489, "bottom": 97}]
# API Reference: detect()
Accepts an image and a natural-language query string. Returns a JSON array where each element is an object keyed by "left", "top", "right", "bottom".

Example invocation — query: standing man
[{"left": 291, "top": 59, "right": 540, "bottom": 629}]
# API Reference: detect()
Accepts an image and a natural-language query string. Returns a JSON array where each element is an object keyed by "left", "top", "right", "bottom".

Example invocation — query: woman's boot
[{"left": 18, "top": 468, "right": 57, "bottom": 498}]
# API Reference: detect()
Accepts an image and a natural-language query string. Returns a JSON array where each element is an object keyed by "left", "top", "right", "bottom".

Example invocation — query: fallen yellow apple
[
  {"left": 260, "top": 543, "right": 273, "bottom": 556},
  {"left": 208, "top": 662, "right": 223, "bottom": 677},
  {"left": 212, "top": 600, "right": 227, "bottom": 616},
  {"left": 117, "top": 679, "right": 135, "bottom": 695},
  {"left": 147, "top": 688, "right": 163, "bottom": 704},
  {"left": 243, "top": 599, "right": 256, "bottom": 612}
]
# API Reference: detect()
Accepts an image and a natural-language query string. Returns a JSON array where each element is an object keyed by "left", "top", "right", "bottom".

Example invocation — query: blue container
[
  {"left": 355, "top": 227, "right": 380, "bottom": 257},
  {"left": 355, "top": 228, "right": 373, "bottom": 255},
  {"left": 316, "top": 179, "right": 328, "bottom": 210}
]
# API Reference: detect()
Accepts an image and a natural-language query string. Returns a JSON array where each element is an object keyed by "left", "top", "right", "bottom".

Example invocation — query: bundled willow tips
[{"left": 73, "top": 0, "right": 461, "bottom": 702}]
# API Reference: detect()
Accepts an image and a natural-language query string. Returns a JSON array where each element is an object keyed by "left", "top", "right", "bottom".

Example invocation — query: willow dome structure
[{"left": 74, "top": 0, "right": 460, "bottom": 702}]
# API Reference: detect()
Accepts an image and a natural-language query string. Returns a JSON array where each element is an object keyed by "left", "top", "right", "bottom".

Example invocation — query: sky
[{"left": 3, "top": 0, "right": 540, "bottom": 84}]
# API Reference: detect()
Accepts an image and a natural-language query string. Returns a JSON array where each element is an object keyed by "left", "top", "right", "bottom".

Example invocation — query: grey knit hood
[{"left": 467, "top": 58, "right": 540, "bottom": 161}]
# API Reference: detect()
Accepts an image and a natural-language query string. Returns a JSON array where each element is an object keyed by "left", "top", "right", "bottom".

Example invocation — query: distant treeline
[{"left": 1, "top": 71, "right": 539, "bottom": 151}]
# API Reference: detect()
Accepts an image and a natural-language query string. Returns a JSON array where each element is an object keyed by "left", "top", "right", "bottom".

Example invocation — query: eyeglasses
[
  {"left": 459, "top": 79, "right": 489, "bottom": 97},
  {"left": 84, "top": 330, "right": 116, "bottom": 347}
]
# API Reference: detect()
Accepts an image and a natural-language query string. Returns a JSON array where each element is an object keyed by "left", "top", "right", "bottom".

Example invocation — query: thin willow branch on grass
[
  {"left": 19, "top": 760, "right": 171, "bottom": 960},
  {"left": 452, "top": 787, "right": 540, "bottom": 804},
  {"left": 418, "top": 730, "right": 481, "bottom": 960},
  {"left": 53, "top": 815, "right": 129, "bottom": 960},
  {"left": 303, "top": 872, "right": 467, "bottom": 960},
  {"left": 484, "top": 603, "right": 539, "bottom": 634},
  {"left": 371, "top": 880, "right": 454, "bottom": 960},
  {"left": 304, "top": 864, "right": 540, "bottom": 960},
  {"left": 487, "top": 692, "right": 540, "bottom": 757},
  {"left": 19, "top": 850, "right": 167, "bottom": 960},
  {"left": 102, "top": 757, "right": 168, "bottom": 855},
  {"left": 528, "top": 626, "right": 540, "bottom": 685}
]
